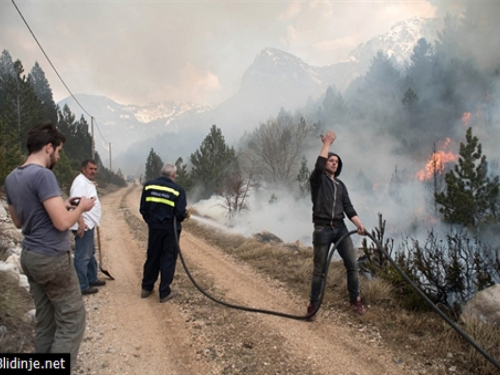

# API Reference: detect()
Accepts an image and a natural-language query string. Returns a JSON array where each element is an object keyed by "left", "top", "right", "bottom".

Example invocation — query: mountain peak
[
  {"left": 237, "top": 47, "right": 323, "bottom": 112},
  {"left": 348, "top": 16, "right": 441, "bottom": 68},
  {"left": 254, "top": 48, "right": 305, "bottom": 65}
]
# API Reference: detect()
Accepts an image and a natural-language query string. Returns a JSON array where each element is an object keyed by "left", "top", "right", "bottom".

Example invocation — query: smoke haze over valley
[
  {"left": 51, "top": 5, "right": 500, "bottom": 246},
  {"left": 58, "top": 16, "right": 443, "bottom": 174},
  {"left": 4, "top": 1, "right": 499, "bottom": 247}
]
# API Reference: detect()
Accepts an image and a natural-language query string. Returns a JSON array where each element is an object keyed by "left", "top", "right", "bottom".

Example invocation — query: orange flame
[{"left": 416, "top": 138, "right": 458, "bottom": 181}]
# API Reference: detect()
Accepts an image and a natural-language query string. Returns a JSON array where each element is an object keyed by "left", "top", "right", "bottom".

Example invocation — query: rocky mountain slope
[{"left": 59, "top": 16, "right": 441, "bottom": 175}]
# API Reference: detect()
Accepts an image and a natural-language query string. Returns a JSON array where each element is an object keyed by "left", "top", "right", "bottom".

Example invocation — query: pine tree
[
  {"left": 53, "top": 149, "right": 79, "bottom": 193},
  {"left": 0, "top": 60, "right": 45, "bottom": 150},
  {"left": 174, "top": 157, "right": 193, "bottom": 192},
  {"left": 57, "top": 105, "right": 92, "bottom": 162},
  {"left": 401, "top": 88, "right": 418, "bottom": 109},
  {"left": 297, "top": 156, "right": 310, "bottom": 197},
  {"left": 350, "top": 51, "right": 402, "bottom": 123},
  {"left": 320, "top": 86, "right": 349, "bottom": 127},
  {"left": 435, "top": 127, "right": 499, "bottom": 227},
  {"left": 0, "top": 50, "right": 16, "bottom": 109},
  {"left": 0, "top": 118, "right": 23, "bottom": 184},
  {"left": 435, "top": 14, "right": 462, "bottom": 63},
  {"left": 29, "top": 62, "right": 58, "bottom": 124},
  {"left": 144, "top": 148, "right": 163, "bottom": 182},
  {"left": 190, "top": 125, "right": 237, "bottom": 199},
  {"left": 406, "top": 38, "right": 434, "bottom": 90}
]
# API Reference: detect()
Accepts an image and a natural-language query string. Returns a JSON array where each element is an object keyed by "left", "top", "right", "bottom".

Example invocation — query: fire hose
[{"left": 173, "top": 220, "right": 500, "bottom": 371}]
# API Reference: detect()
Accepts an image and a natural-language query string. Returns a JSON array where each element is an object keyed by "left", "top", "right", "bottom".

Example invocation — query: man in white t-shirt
[{"left": 70, "top": 159, "right": 105, "bottom": 294}]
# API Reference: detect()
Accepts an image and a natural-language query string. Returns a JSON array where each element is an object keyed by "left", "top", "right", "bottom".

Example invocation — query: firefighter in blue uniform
[{"left": 139, "top": 163, "right": 187, "bottom": 303}]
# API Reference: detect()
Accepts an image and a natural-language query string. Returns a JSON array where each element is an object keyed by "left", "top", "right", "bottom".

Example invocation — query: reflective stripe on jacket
[{"left": 140, "top": 177, "right": 187, "bottom": 229}]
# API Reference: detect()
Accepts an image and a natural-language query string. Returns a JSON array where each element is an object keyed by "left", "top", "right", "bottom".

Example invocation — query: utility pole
[
  {"left": 91, "top": 116, "right": 95, "bottom": 159},
  {"left": 109, "top": 143, "right": 112, "bottom": 171}
]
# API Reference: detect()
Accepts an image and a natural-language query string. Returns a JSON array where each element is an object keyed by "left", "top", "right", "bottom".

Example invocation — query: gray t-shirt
[{"left": 5, "top": 164, "right": 71, "bottom": 256}]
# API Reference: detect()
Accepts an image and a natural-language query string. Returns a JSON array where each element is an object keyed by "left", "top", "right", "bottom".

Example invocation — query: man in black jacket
[
  {"left": 139, "top": 163, "right": 187, "bottom": 303},
  {"left": 307, "top": 130, "right": 366, "bottom": 320}
]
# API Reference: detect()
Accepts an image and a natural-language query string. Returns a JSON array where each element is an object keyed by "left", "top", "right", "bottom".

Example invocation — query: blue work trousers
[
  {"left": 142, "top": 226, "right": 180, "bottom": 299},
  {"left": 309, "top": 224, "right": 360, "bottom": 305},
  {"left": 72, "top": 227, "right": 98, "bottom": 291}
]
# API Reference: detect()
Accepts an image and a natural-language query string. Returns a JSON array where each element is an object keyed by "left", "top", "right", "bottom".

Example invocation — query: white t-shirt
[{"left": 69, "top": 173, "right": 101, "bottom": 230}]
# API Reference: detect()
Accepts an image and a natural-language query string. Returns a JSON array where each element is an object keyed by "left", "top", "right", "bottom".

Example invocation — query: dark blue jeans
[
  {"left": 309, "top": 224, "right": 360, "bottom": 305},
  {"left": 72, "top": 227, "right": 98, "bottom": 291},
  {"left": 142, "top": 226, "right": 180, "bottom": 299}
]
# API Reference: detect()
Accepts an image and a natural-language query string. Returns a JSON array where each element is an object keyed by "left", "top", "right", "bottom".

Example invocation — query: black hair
[{"left": 26, "top": 122, "right": 66, "bottom": 154}]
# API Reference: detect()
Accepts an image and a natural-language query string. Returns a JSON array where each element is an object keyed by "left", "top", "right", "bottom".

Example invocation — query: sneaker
[
  {"left": 81, "top": 287, "right": 98, "bottom": 295},
  {"left": 141, "top": 289, "right": 153, "bottom": 298},
  {"left": 350, "top": 296, "right": 366, "bottom": 315},
  {"left": 90, "top": 279, "right": 106, "bottom": 287},
  {"left": 160, "top": 291, "right": 176, "bottom": 303},
  {"left": 306, "top": 302, "right": 318, "bottom": 322}
]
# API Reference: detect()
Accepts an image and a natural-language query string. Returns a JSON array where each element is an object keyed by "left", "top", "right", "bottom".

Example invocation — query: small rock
[{"left": 23, "top": 309, "right": 36, "bottom": 323}]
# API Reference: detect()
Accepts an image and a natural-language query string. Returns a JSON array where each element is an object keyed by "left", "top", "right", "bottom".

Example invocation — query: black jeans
[{"left": 309, "top": 224, "right": 360, "bottom": 305}]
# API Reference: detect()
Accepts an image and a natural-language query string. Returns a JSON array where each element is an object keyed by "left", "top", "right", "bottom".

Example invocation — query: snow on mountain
[
  {"left": 120, "top": 101, "right": 211, "bottom": 124},
  {"left": 58, "top": 16, "right": 443, "bottom": 175},
  {"left": 348, "top": 16, "right": 442, "bottom": 70},
  {"left": 58, "top": 94, "right": 212, "bottom": 166},
  {"left": 227, "top": 16, "right": 441, "bottom": 120}
]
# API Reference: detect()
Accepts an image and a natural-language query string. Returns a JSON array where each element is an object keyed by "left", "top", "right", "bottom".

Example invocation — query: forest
[{"left": 0, "top": 51, "right": 126, "bottom": 190}]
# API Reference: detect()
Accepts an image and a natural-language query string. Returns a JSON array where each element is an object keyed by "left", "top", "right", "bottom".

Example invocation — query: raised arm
[{"left": 319, "top": 131, "right": 336, "bottom": 157}]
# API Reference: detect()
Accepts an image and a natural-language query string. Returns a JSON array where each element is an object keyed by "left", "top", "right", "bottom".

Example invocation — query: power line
[
  {"left": 93, "top": 118, "right": 110, "bottom": 147},
  {"left": 11, "top": 0, "right": 109, "bottom": 146}
]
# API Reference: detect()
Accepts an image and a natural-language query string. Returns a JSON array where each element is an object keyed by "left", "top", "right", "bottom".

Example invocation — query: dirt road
[{"left": 74, "top": 184, "right": 421, "bottom": 375}]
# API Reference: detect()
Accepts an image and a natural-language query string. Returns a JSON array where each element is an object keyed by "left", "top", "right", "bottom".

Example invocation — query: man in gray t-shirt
[
  {"left": 7, "top": 164, "right": 71, "bottom": 255},
  {"left": 5, "top": 122, "right": 95, "bottom": 370}
]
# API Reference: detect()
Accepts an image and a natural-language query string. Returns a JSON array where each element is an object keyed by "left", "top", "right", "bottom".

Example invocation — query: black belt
[{"left": 314, "top": 220, "right": 344, "bottom": 228}]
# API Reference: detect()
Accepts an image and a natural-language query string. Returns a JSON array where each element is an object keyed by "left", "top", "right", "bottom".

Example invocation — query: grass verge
[{"left": 183, "top": 214, "right": 500, "bottom": 375}]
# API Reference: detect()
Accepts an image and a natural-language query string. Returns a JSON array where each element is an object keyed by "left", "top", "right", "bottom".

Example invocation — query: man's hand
[
  {"left": 320, "top": 131, "right": 337, "bottom": 146},
  {"left": 79, "top": 196, "right": 96, "bottom": 212},
  {"left": 76, "top": 225, "right": 86, "bottom": 238},
  {"left": 351, "top": 216, "right": 365, "bottom": 236},
  {"left": 65, "top": 197, "right": 79, "bottom": 210}
]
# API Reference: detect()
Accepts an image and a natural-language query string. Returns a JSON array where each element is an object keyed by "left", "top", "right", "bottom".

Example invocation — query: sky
[{"left": 1, "top": 0, "right": 466, "bottom": 107}]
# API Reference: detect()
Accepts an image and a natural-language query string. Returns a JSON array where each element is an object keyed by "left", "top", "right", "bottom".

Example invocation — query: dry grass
[
  {"left": 360, "top": 277, "right": 394, "bottom": 304},
  {"left": 443, "top": 315, "right": 500, "bottom": 375},
  {"left": 183, "top": 217, "right": 500, "bottom": 375}
]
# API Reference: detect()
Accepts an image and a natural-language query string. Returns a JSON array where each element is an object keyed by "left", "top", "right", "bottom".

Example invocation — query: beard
[
  {"left": 48, "top": 151, "right": 57, "bottom": 170},
  {"left": 325, "top": 166, "right": 337, "bottom": 176}
]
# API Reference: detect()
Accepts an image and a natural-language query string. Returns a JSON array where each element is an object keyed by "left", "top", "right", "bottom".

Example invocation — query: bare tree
[
  {"left": 242, "top": 114, "right": 315, "bottom": 186},
  {"left": 219, "top": 163, "right": 257, "bottom": 218}
]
